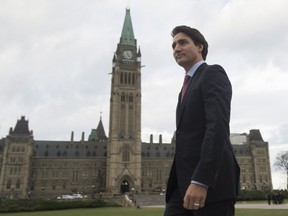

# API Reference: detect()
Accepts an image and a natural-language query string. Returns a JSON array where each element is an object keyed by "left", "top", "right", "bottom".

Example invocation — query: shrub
[
  {"left": 0, "top": 198, "right": 120, "bottom": 213},
  {"left": 237, "top": 190, "right": 267, "bottom": 201}
]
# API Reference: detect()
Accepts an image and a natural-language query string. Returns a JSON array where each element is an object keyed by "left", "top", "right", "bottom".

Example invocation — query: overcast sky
[{"left": 0, "top": 0, "right": 287, "bottom": 189}]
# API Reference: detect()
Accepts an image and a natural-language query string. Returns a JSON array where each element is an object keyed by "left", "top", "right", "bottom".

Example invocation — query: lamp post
[
  {"left": 92, "top": 185, "right": 96, "bottom": 199},
  {"left": 41, "top": 186, "right": 45, "bottom": 199},
  {"left": 10, "top": 188, "right": 14, "bottom": 200}
]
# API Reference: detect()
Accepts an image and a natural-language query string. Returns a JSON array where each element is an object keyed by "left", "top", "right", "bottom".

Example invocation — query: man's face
[{"left": 172, "top": 32, "right": 203, "bottom": 72}]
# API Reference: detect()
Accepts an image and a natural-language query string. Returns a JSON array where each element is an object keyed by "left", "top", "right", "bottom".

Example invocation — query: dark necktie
[{"left": 181, "top": 75, "right": 191, "bottom": 102}]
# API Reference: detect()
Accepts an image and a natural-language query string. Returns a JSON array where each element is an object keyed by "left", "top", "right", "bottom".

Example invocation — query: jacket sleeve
[{"left": 191, "top": 65, "right": 232, "bottom": 188}]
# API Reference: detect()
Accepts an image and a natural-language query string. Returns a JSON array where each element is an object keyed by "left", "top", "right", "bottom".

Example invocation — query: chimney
[
  {"left": 81, "top": 132, "right": 85, "bottom": 142},
  {"left": 150, "top": 134, "right": 153, "bottom": 144},
  {"left": 71, "top": 131, "right": 74, "bottom": 142},
  {"left": 159, "top": 134, "right": 162, "bottom": 144}
]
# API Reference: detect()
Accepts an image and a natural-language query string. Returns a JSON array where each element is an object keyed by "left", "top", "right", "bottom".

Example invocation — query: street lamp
[
  {"left": 10, "top": 188, "right": 14, "bottom": 200},
  {"left": 92, "top": 185, "right": 96, "bottom": 199},
  {"left": 41, "top": 186, "right": 45, "bottom": 199}
]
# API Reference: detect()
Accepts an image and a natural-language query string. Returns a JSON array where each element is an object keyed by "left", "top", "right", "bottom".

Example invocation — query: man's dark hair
[{"left": 171, "top": 25, "right": 208, "bottom": 60}]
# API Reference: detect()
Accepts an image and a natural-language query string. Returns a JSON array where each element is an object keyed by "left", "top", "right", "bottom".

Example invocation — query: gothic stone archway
[{"left": 120, "top": 180, "right": 130, "bottom": 194}]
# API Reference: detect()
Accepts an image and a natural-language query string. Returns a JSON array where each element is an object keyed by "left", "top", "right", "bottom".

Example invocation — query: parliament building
[{"left": 0, "top": 9, "right": 272, "bottom": 199}]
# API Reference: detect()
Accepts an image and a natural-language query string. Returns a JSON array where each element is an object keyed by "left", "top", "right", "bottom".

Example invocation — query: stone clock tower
[{"left": 106, "top": 8, "right": 142, "bottom": 194}]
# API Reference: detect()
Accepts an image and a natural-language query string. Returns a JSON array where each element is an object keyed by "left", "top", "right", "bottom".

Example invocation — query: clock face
[{"left": 123, "top": 50, "right": 133, "bottom": 59}]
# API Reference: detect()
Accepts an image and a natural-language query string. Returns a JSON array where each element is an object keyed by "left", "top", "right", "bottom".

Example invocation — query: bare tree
[{"left": 274, "top": 151, "right": 288, "bottom": 189}]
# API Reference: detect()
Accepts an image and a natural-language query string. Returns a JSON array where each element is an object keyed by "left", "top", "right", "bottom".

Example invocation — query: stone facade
[
  {"left": 231, "top": 131, "right": 272, "bottom": 191},
  {"left": 0, "top": 9, "right": 272, "bottom": 199},
  {"left": 0, "top": 117, "right": 34, "bottom": 199},
  {"left": 0, "top": 118, "right": 273, "bottom": 199}
]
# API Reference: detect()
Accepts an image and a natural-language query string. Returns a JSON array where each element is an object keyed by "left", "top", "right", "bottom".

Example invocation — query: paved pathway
[
  {"left": 135, "top": 194, "right": 288, "bottom": 209},
  {"left": 142, "top": 203, "right": 288, "bottom": 209},
  {"left": 235, "top": 203, "right": 288, "bottom": 209}
]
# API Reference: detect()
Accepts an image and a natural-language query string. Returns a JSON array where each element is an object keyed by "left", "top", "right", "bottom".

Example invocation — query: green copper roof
[
  {"left": 88, "top": 117, "right": 108, "bottom": 142},
  {"left": 120, "top": 8, "right": 135, "bottom": 46}
]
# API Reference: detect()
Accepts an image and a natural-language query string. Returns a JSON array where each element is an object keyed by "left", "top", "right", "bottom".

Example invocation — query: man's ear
[{"left": 198, "top": 44, "right": 204, "bottom": 52}]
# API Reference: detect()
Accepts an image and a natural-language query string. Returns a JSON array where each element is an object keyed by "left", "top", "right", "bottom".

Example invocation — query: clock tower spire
[
  {"left": 106, "top": 8, "right": 142, "bottom": 194},
  {"left": 120, "top": 8, "right": 135, "bottom": 46}
]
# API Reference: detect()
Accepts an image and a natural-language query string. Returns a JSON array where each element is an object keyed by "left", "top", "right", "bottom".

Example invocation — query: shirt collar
[{"left": 186, "top": 60, "right": 205, "bottom": 77}]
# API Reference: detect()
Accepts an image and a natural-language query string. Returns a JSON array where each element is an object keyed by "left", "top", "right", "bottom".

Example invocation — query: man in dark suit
[{"left": 164, "top": 26, "right": 240, "bottom": 216}]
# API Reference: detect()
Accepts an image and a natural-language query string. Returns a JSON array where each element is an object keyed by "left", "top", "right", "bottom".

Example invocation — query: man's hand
[{"left": 183, "top": 183, "right": 208, "bottom": 210}]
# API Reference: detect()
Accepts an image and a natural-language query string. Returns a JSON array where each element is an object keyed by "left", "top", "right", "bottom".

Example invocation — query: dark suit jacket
[{"left": 166, "top": 63, "right": 240, "bottom": 204}]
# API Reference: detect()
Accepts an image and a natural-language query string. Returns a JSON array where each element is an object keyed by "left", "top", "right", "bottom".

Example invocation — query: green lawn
[
  {"left": 0, "top": 207, "right": 287, "bottom": 216},
  {"left": 236, "top": 209, "right": 288, "bottom": 216}
]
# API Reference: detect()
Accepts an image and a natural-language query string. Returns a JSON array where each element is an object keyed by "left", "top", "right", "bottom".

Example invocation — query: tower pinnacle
[{"left": 120, "top": 8, "right": 136, "bottom": 46}]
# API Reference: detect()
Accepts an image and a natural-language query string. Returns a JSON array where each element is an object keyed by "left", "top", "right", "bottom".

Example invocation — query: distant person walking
[{"left": 267, "top": 194, "right": 271, "bottom": 205}]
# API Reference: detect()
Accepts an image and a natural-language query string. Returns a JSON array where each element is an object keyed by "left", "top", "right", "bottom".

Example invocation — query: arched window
[
  {"left": 128, "top": 73, "right": 131, "bottom": 84},
  {"left": 52, "top": 181, "right": 56, "bottom": 190},
  {"left": 132, "top": 74, "right": 135, "bottom": 85},
  {"left": 121, "top": 94, "right": 126, "bottom": 102},
  {"left": 17, "top": 167, "right": 21, "bottom": 175},
  {"left": 6, "top": 179, "right": 11, "bottom": 189},
  {"left": 122, "top": 146, "right": 130, "bottom": 162},
  {"left": 16, "top": 179, "right": 21, "bottom": 189},
  {"left": 120, "top": 72, "right": 124, "bottom": 83},
  {"left": 13, "top": 167, "right": 17, "bottom": 175}
]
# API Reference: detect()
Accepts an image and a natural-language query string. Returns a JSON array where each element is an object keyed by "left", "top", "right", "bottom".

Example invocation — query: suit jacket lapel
[{"left": 176, "top": 63, "right": 208, "bottom": 128}]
